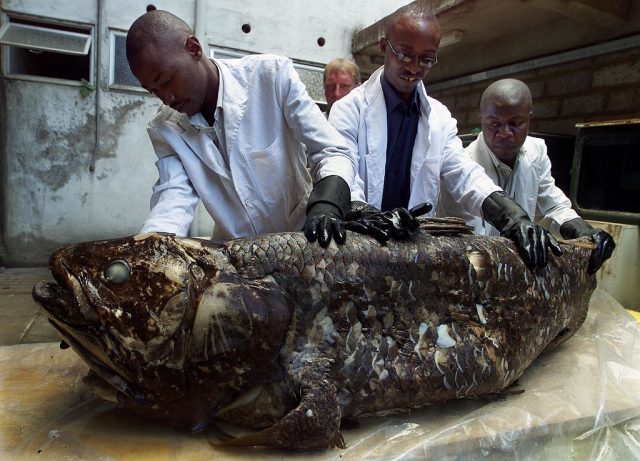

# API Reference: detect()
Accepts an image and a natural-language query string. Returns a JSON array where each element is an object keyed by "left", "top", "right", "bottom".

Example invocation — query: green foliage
[{"left": 80, "top": 78, "right": 96, "bottom": 98}]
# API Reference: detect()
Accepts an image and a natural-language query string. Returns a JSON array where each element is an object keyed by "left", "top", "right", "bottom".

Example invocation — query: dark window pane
[
  {"left": 576, "top": 129, "right": 640, "bottom": 214},
  {"left": 9, "top": 45, "right": 90, "bottom": 80}
]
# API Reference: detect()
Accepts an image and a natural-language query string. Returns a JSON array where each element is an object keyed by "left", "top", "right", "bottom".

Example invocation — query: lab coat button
[{"left": 245, "top": 199, "right": 251, "bottom": 206}]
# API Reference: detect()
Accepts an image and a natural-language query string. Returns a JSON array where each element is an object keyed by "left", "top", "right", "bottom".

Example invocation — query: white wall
[{"left": 0, "top": 0, "right": 411, "bottom": 265}]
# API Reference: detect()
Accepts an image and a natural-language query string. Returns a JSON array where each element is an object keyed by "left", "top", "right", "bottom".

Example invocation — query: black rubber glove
[
  {"left": 344, "top": 201, "right": 432, "bottom": 243},
  {"left": 482, "top": 191, "right": 563, "bottom": 269},
  {"left": 560, "top": 217, "right": 615, "bottom": 274},
  {"left": 304, "top": 175, "right": 351, "bottom": 248}
]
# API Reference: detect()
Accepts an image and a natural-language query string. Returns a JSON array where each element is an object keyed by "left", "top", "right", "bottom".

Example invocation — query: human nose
[
  {"left": 334, "top": 85, "right": 348, "bottom": 98},
  {"left": 496, "top": 124, "right": 514, "bottom": 137},
  {"left": 406, "top": 59, "right": 422, "bottom": 73}
]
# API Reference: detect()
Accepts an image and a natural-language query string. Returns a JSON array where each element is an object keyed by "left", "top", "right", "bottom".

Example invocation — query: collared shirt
[
  {"left": 487, "top": 147, "right": 521, "bottom": 200},
  {"left": 482, "top": 148, "right": 523, "bottom": 236},
  {"left": 188, "top": 61, "right": 228, "bottom": 167},
  {"left": 380, "top": 74, "right": 420, "bottom": 211}
]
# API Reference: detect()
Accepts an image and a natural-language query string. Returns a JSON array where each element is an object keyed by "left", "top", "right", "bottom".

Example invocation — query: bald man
[
  {"left": 439, "top": 78, "right": 614, "bottom": 273},
  {"left": 126, "top": 9, "right": 357, "bottom": 247},
  {"left": 329, "top": 5, "right": 562, "bottom": 269}
]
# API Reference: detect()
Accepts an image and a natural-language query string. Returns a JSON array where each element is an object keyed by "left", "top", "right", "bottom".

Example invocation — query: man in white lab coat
[
  {"left": 329, "top": 4, "right": 562, "bottom": 269},
  {"left": 126, "top": 8, "right": 357, "bottom": 247},
  {"left": 438, "top": 78, "right": 615, "bottom": 273}
]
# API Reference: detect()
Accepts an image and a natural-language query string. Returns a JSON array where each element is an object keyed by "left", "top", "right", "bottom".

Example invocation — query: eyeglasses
[{"left": 385, "top": 39, "right": 438, "bottom": 69}]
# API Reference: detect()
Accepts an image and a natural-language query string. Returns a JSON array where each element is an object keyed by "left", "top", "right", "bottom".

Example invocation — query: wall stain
[
  {"left": 96, "top": 99, "right": 146, "bottom": 162},
  {"left": 30, "top": 99, "right": 146, "bottom": 190}
]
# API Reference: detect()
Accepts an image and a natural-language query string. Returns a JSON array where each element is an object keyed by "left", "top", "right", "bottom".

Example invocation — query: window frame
[
  {"left": 107, "top": 28, "right": 144, "bottom": 93},
  {"left": 0, "top": 21, "right": 92, "bottom": 55},
  {"left": 571, "top": 120, "right": 640, "bottom": 225},
  {"left": 0, "top": 12, "right": 94, "bottom": 86}
]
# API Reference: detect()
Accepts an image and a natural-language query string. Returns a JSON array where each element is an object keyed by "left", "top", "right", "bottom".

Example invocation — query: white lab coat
[
  {"left": 140, "top": 54, "right": 355, "bottom": 239},
  {"left": 438, "top": 133, "right": 579, "bottom": 236},
  {"left": 328, "top": 66, "right": 500, "bottom": 214}
]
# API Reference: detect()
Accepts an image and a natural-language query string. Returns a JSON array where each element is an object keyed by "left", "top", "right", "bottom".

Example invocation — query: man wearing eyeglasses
[
  {"left": 329, "top": 4, "right": 564, "bottom": 269},
  {"left": 438, "top": 78, "right": 615, "bottom": 273}
]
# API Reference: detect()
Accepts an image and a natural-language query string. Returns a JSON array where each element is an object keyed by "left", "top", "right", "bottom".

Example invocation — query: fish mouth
[
  {"left": 34, "top": 278, "right": 148, "bottom": 404},
  {"left": 33, "top": 273, "right": 97, "bottom": 327}
]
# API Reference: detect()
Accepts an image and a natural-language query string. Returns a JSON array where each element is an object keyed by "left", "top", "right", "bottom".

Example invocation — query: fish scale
[{"left": 32, "top": 222, "right": 596, "bottom": 450}]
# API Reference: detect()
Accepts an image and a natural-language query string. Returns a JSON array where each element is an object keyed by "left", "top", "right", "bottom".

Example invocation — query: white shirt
[
  {"left": 140, "top": 54, "right": 356, "bottom": 239},
  {"left": 438, "top": 133, "right": 579, "bottom": 235},
  {"left": 328, "top": 66, "right": 500, "bottom": 215}
]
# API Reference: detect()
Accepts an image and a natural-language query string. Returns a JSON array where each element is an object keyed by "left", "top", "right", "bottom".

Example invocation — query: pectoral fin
[{"left": 222, "top": 349, "right": 344, "bottom": 450}]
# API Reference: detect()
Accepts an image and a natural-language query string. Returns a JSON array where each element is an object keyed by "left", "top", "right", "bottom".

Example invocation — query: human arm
[
  {"left": 273, "top": 57, "right": 358, "bottom": 246},
  {"left": 532, "top": 141, "right": 613, "bottom": 273},
  {"left": 276, "top": 57, "right": 357, "bottom": 187},
  {"left": 532, "top": 140, "right": 580, "bottom": 234},
  {"left": 139, "top": 155, "right": 199, "bottom": 237},
  {"left": 560, "top": 218, "right": 615, "bottom": 274},
  {"left": 482, "top": 191, "right": 563, "bottom": 269},
  {"left": 140, "top": 121, "right": 199, "bottom": 236},
  {"left": 303, "top": 175, "right": 350, "bottom": 248}
]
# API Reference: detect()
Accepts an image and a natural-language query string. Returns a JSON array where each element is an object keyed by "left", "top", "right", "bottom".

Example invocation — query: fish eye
[{"left": 104, "top": 260, "right": 131, "bottom": 284}]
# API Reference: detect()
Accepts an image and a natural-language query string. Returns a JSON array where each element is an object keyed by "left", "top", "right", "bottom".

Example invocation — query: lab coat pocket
[{"left": 244, "top": 137, "right": 287, "bottom": 206}]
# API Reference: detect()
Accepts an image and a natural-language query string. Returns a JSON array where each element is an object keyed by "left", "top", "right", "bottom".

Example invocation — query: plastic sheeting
[{"left": 2, "top": 288, "right": 640, "bottom": 460}]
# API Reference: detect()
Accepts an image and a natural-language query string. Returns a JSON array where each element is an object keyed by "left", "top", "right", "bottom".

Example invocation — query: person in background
[
  {"left": 323, "top": 58, "right": 361, "bottom": 117},
  {"left": 329, "top": 3, "right": 563, "bottom": 269},
  {"left": 126, "top": 7, "right": 357, "bottom": 248},
  {"left": 438, "top": 78, "right": 615, "bottom": 273}
]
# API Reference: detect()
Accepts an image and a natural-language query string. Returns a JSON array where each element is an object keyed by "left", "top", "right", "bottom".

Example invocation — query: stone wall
[{"left": 429, "top": 47, "right": 640, "bottom": 136}]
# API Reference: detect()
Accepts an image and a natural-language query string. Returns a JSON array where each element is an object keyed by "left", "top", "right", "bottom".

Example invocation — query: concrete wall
[
  {"left": 0, "top": 0, "right": 411, "bottom": 266},
  {"left": 429, "top": 46, "right": 640, "bottom": 136}
]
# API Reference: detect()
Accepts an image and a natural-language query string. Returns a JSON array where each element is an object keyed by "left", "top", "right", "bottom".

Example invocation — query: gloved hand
[
  {"left": 560, "top": 217, "right": 615, "bottom": 274},
  {"left": 482, "top": 191, "right": 563, "bottom": 269},
  {"left": 344, "top": 201, "right": 432, "bottom": 243},
  {"left": 304, "top": 175, "right": 351, "bottom": 248}
]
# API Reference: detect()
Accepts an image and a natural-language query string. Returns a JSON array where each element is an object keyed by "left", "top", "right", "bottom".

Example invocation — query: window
[
  {"left": 572, "top": 121, "right": 640, "bottom": 225},
  {"left": 0, "top": 16, "right": 93, "bottom": 82},
  {"left": 109, "top": 30, "right": 141, "bottom": 89}
]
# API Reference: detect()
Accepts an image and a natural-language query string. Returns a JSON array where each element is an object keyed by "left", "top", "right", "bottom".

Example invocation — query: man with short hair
[
  {"left": 323, "top": 58, "right": 361, "bottom": 116},
  {"left": 126, "top": 8, "right": 357, "bottom": 247},
  {"left": 329, "top": 4, "right": 562, "bottom": 269},
  {"left": 438, "top": 78, "right": 615, "bottom": 273}
]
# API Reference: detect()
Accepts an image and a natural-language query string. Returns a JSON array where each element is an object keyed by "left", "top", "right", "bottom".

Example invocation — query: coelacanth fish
[{"left": 32, "top": 219, "right": 596, "bottom": 450}]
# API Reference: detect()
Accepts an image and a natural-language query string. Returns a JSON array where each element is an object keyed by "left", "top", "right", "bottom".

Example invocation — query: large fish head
[{"left": 32, "top": 233, "right": 222, "bottom": 404}]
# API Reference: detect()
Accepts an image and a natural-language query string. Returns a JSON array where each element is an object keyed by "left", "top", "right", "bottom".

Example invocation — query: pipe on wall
[
  {"left": 195, "top": 0, "right": 206, "bottom": 49},
  {"left": 89, "top": 0, "right": 102, "bottom": 172}
]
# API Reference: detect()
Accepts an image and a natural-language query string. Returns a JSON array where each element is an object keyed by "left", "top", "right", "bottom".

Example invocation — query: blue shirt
[{"left": 380, "top": 74, "right": 421, "bottom": 211}]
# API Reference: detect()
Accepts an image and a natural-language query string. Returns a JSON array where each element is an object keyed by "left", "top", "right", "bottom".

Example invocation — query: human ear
[
  {"left": 379, "top": 37, "right": 387, "bottom": 54},
  {"left": 185, "top": 35, "right": 202, "bottom": 59}
]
